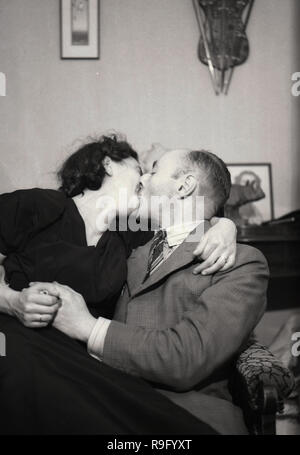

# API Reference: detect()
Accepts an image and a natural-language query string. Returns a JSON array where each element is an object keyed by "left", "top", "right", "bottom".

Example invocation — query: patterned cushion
[{"left": 236, "top": 342, "right": 295, "bottom": 411}]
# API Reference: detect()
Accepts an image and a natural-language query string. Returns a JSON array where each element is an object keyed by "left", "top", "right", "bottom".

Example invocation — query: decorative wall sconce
[{"left": 193, "top": 0, "right": 255, "bottom": 95}]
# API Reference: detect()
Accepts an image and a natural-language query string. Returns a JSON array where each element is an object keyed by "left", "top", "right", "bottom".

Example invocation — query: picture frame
[
  {"left": 227, "top": 163, "right": 274, "bottom": 223},
  {"left": 60, "top": 0, "right": 100, "bottom": 59}
]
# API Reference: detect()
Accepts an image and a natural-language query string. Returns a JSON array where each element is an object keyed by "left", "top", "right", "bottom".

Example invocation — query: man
[{"left": 33, "top": 149, "right": 269, "bottom": 434}]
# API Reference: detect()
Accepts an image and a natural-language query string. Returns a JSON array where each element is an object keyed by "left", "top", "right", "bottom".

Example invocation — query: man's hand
[
  {"left": 29, "top": 282, "right": 97, "bottom": 342},
  {"left": 193, "top": 217, "right": 237, "bottom": 275},
  {"left": 9, "top": 286, "right": 60, "bottom": 328}
]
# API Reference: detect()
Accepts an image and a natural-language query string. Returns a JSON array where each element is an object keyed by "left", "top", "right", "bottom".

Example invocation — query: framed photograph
[
  {"left": 227, "top": 163, "right": 274, "bottom": 224},
  {"left": 60, "top": 0, "right": 100, "bottom": 59}
]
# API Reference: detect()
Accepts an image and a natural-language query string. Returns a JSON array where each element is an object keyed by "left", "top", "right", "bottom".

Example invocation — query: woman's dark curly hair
[{"left": 57, "top": 134, "right": 138, "bottom": 197}]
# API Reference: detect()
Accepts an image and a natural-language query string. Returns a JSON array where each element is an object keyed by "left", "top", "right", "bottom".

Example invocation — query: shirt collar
[{"left": 162, "top": 220, "right": 205, "bottom": 248}]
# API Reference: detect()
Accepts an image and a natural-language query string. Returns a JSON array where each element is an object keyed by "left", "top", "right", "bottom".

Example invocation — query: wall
[{"left": 0, "top": 0, "right": 299, "bottom": 217}]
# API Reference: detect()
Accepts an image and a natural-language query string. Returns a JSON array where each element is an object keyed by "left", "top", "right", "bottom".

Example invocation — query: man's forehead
[{"left": 156, "top": 149, "right": 190, "bottom": 166}]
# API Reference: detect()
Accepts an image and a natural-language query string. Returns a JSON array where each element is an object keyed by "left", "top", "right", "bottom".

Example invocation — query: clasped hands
[{"left": 12, "top": 282, "right": 96, "bottom": 342}]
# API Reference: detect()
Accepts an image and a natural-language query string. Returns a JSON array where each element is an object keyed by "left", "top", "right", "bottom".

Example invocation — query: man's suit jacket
[{"left": 103, "top": 222, "right": 269, "bottom": 434}]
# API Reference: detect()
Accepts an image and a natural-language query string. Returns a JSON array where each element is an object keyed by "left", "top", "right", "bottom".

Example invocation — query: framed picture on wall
[
  {"left": 60, "top": 0, "right": 100, "bottom": 59},
  {"left": 227, "top": 163, "right": 274, "bottom": 224}
]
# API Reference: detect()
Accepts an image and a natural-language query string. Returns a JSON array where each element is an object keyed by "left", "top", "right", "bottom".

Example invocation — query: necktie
[{"left": 144, "top": 229, "right": 167, "bottom": 281}]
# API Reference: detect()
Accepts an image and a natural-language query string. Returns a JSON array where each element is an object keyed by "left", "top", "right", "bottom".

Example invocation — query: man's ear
[
  {"left": 103, "top": 156, "right": 113, "bottom": 176},
  {"left": 177, "top": 174, "right": 197, "bottom": 198}
]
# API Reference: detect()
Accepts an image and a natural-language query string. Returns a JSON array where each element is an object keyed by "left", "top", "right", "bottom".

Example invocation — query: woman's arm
[
  {"left": 0, "top": 282, "right": 20, "bottom": 316},
  {"left": 192, "top": 217, "right": 237, "bottom": 275},
  {"left": 127, "top": 217, "right": 237, "bottom": 275}
]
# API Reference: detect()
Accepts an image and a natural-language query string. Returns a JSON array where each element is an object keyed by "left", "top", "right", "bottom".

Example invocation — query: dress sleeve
[
  {"left": 119, "top": 229, "right": 154, "bottom": 254},
  {"left": 28, "top": 231, "right": 128, "bottom": 310},
  {"left": 0, "top": 188, "right": 65, "bottom": 256},
  {"left": 0, "top": 190, "right": 36, "bottom": 255}
]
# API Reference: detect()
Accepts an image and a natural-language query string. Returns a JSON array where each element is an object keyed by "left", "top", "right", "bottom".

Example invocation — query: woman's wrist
[
  {"left": 0, "top": 285, "right": 20, "bottom": 316},
  {"left": 211, "top": 216, "right": 237, "bottom": 234},
  {"left": 210, "top": 216, "right": 220, "bottom": 226}
]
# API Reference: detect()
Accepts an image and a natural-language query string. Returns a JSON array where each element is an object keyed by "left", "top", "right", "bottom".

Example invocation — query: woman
[{"left": 0, "top": 134, "right": 236, "bottom": 434}]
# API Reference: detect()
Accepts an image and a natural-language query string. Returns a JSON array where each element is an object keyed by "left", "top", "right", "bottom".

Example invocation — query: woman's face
[{"left": 109, "top": 157, "right": 143, "bottom": 216}]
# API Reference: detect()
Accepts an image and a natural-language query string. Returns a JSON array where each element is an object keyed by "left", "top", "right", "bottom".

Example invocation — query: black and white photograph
[{"left": 0, "top": 0, "right": 299, "bottom": 440}]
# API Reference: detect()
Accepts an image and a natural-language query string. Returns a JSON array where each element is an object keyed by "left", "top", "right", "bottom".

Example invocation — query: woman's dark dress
[{"left": 0, "top": 189, "right": 216, "bottom": 435}]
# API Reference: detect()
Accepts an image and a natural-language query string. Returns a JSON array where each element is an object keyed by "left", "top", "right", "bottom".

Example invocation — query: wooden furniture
[
  {"left": 234, "top": 381, "right": 281, "bottom": 434},
  {"left": 237, "top": 223, "right": 300, "bottom": 311}
]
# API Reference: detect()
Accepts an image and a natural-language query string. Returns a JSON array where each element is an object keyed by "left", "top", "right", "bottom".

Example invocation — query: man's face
[
  {"left": 141, "top": 151, "right": 182, "bottom": 197},
  {"left": 138, "top": 150, "right": 187, "bottom": 221},
  {"left": 140, "top": 143, "right": 169, "bottom": 173}
]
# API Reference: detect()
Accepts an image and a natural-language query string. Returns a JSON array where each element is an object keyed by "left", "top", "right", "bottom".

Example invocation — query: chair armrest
[
  {"left": 230, "top": 374, "right": 281, "bottom": 434},
  {"left": 229, "top": 342, "right": 296, "bottom": 434},
  {"left": 233, "top": 342, "right": 295, "bottom": 412}
]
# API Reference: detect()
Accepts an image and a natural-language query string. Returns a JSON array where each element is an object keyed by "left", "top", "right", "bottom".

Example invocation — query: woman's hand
[
  {"left": 0, "top": 267, "right": 59, "bottom": 327},
  {"left": 29, "top": 282, "right": 96, "bottom": 342},
  {"left": 8, "top": 286, "right": 60, "bottom": 328},
  {"left": 192, "top": 217, "right": 237, "bottom": 275}
]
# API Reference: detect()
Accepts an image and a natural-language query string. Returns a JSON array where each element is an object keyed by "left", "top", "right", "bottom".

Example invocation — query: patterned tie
[{"left": 144, "top": 229, "right": 167, "bottom": 281}]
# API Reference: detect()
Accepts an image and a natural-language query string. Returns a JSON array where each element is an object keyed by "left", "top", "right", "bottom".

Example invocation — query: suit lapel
[
  {"left": 126, "top": 240, "right": 152, "bottom": 294},
  {"left": 129, "top": 221, "right": 210, "bottom": 298}
]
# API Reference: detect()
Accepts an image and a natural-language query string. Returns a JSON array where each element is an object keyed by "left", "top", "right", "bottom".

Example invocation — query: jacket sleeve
[{"left": 102, "top": 246, "right": 269, "bottom": 391}]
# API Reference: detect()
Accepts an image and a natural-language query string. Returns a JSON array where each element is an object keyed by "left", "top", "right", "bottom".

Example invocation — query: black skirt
[{"left": 0, "top": 314, "right": 217, "bottom": 435}]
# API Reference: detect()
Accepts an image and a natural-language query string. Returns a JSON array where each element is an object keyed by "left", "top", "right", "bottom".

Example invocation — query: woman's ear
[
  {"left": 177, "top": 174, "right": 197, "bottom": 198},
  {"left": 103, "top": 156, "right": 113, "bottom": 176}
]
